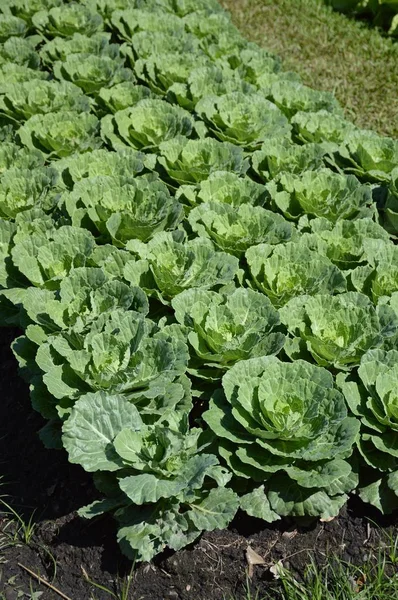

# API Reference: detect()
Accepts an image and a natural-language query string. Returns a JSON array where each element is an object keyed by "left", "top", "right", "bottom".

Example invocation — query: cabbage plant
[
  {"left": 53, "top": 147, "right": 146, "bottom": 186},
  {"left": 32, "top": 4, "right": 104, "bottom": 37},
  {"left": 10, "top": 266, "right": 148, "bottom": 342},
  {"left": 128, "top": 231, "right": 239, "bottom": 301},
  {"left": 195, "top": 92, "right": 291, "bottom": 149},
  {"left": 0, "top": 0, "right": 63, "bottom": 22},
  {"left": 62, "top": 391, "right": 238, "bottom": 561},
  {"left": 303, "top": 217, "right": 391, "bottom": 270},
  {"left": 0, "top": 37, "right": 40, "bottom": 68},
  {"left": 172, "top": 288, "right": 285, "bottom": 373},
  {"left": 18, "top": 111, "right": 102, "bottom": 157},
  {"left": 280, "top": 292, "right": 397, "bottom": 369},
  {"left": 63, "top": 174, "right": 183, "bottom": 244},
  {"left": 111, "top": 9, "right": 185, "bottom": 41},
  {"left": 176, "top": 171, "right": 269, "bottom": 208},
  {"left": 0, "top": 14, "right": 27, "bottom": 41},
  {"left": 167, "top": 64, "right": 255, "bottom": 111},
  {"left": 0, "top": 166, "right": 59, "bottom": 219},
  {"left": 53, "top": 53, "right": 133, "bottom": 94},
  {"left": 226, "top": 45, "right": 281, "bottom": 84},
  {"left": 269, "top": 168, "right": 374, "bottom": 222},
  {"left": 257, "top": 76, "right": 341, "bottom": 119},
  {"left": 183, "top": 10, "right": 239, "bottom": 39},
  {"left": 252, "top": 138, "right": 325, "bottom": 181},
  {"left": 203, "top": 356, "right": 360, "bottom": 519},
  {"left": 33, "top": 308, "right": 189, "bottom": 404},
  {"left": 188, "top": 202, "right": 295, "bottom": 257},
  {"left": 135, "top": 52, "right": 210, "bottom": 95},
  {"left": 349, "top": 239, "right": 398, "bottom": 302},
  {"left": 124, "top": 30, "right": 201, "bottom": 63},
  {"left": 97, "top": 82, "right": 152, "bottom": 114},
  {"left": 246, "top": 239, "right": 346, "bottom": 307},
  {"left": 0, "top": 80, "right": 91, "bottom": 120},
  {"left": 0, "top": 142, "right": 44, "bottom": 173},
  {"left": 0, "top": 63, "right": 49, "bottom": 84},
  {"left": 291, "top": 110, "right": 357, "bottom": 144},
  {"left": 39, "top": 32, "right": 118, "bottom": 64},
  {"left": 157, "top": 136, "right": 249, "bottom": 185},
  {"left": 10, "top": 225, "right": 96, "bottom": 288},
  {"left": 101, "top": 100, "right": 194, "bottom": 151},
  {"left": 338, "top": 349, "right": 398, "bottom": 513},
  {"left": 338, "top": 130, "right": 398, "bottom": 182}
]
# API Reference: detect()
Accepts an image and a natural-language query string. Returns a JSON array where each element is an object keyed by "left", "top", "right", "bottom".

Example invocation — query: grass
[
  {"left": 221, "top": 0, "right": 398, "bottom": 139},
  {"left": 227, "top": 529, "right": 398, "bottom": 600}
]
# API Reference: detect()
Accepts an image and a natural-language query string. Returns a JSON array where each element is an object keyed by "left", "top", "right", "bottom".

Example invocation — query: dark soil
[{"left": 0, "top": 330, "right": 397, "bottom": 600}]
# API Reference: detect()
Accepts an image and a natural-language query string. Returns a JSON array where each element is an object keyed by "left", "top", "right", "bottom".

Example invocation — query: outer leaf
[{"left": 62, "top": 391, "right": 143, "bottom": 472}]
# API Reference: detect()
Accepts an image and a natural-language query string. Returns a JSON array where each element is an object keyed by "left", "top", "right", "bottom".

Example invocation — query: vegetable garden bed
[{"left": 0, "top": 0, "right": 398, "bottom": 597}]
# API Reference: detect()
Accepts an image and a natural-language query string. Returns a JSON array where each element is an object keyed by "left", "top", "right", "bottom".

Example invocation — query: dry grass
[{"left": 221, "top": 0, "right": 398, "bottom": 138}]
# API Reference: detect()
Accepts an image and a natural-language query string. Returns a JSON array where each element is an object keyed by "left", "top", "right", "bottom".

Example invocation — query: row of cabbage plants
[{"left": 1, "top": 0, "right": 398, "bottom": 563}]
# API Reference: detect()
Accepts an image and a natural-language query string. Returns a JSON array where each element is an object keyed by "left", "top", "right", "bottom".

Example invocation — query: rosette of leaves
[
  {"left": 134, "top": 52, "right": 210, "bottom": 95},
  {"left": 0, "top": 142, "right": 44, "bottom": 173},
  {"left": 7, "top": 266, "right": 148, "bottom": 347},
  {"left": 110, "top": 9, "right": 185, "bottom": 42},
  {"left": 0, "top": 36, "right": 40, "bottom": 68},
  {"left": 0, "top": 80, "right": 91, "bottom": 121},
  {"left": 384, "top": 167, "right": 398, "bottom": 234},
  {"left": 188, "top": 202, "right": 295, "bottom": 258},
  {"left": 18, "top": 111, "right": 102, "bottom": 158},
  {"left": 167, "top": 64, "right": 256, "bottom": 111},
  {"left": 32, "top": 309, "right": 189, "bottom": 410},
  {"left": 171, "top": 288, "right": 285, "bottom": 376},
  {"left": 123, "top": 30, "right": 201, "bottom": 64},
  {"left": 304, "top": 217, "right": 391, "bottom": 271},
  {"left": 63, "top": 174, "right": 183, "bottom": 244},
  {"left": 203, "top": 356, "right": 360, "bottom": 520},
  {"left": 0, "top": 63, "right": 48, "bottom": 84},
  {"left": 279, "top": 292, "right": 397, "bottom": 369},
  {"left": 200, "top": 30, "right": 250, "bottom": 62},
  {"left": 291, "top": 110, "right": 357, "bottom": 145},
  {"left": 39, "top": 32, "right": 118, "bottom": 65},
  {"left": 349, "top": 238, "right": 398, "bottom": 302},
  {"left": 0, "top": 166, "right": 59, "bottom": 219},
  {"left": 251, "top": 138, "right": 325, "bottom": 181},
  {"left": 126, "top": 231, "right": 239, "bottom": 302},
  {"left": 268, "top": 168, "right": 374, "bottom": 222},
  {"left": 101, "top": 100, "right": 194, "bottom": 151},
  {"left": 0, "top": 0, "right": 63, "bottom": 22},
  {"left": 53, "top": 53, "right": 133, "bottom": 95},
  {"left": 176, "top": 171, "right": 269, "bottom": 209},
  {"left": 53, "top": 147, "right": 146, "bottom": 188},
  {"left": 32, "top": 4, "right": 104, "bottom": 38},
  {"left": 183, "top": 10, "right": 239, "bottom": 39},
  {"left": 246, "top": 239, "right": 347, "bottom": 307},
  {"left": 337, "top": 129, "right": 398, "bottom": 182},
  {"left": 157, "top": 136, "right": 249, "bottom": 185},
  {"left": 0, "top": 15, "right": 27, "bottom": 41},
  {"left": 10, "top": 225, "right": 96, "bottom": 288},
  {"left": 257, "top": 76, "right": 341, "bottom": 119},
  {"left": 62, "top": 391, "right": 238, "bottom": 561},
  {"left": 337, "top": 349, "right": 398, "bottom": 513},
  {"left": 226, "top": 45, "right": 281, "bottom": 84},
  {"left": 97, "top": 82, "right": 152, "bottom": 114},
  {"left": 195, "top": 92, "right": 291, "bottom": 150}
]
